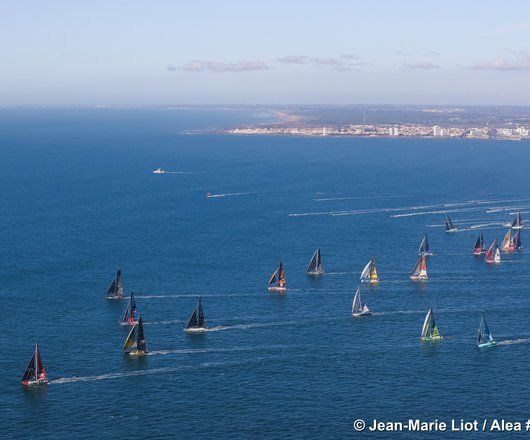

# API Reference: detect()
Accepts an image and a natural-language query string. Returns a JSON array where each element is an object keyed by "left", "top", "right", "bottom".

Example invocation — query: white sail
[
  {"left": 421, "top": 309, "right": 432, "bottom": 338},
  {"left": 360, "top": 260, "right": 371, "bottom": 281},
  {"left": 501, "top": 229, "right": 512, "bottom": 250},
  {"left": 352, "top": 287, "right": 371, "bottom": 315},
  {"left": 494, "top": 247, "right": 501, "bottom": 263}
]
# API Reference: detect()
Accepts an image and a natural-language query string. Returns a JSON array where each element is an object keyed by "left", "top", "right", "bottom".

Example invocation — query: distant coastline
[{"left": 222, "top": 124, "right": 530, "bottom": 141}]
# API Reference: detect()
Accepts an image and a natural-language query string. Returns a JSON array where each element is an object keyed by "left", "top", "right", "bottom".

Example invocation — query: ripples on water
[{"left": 3, "top": 109, "right": 530, "bottom": 438}]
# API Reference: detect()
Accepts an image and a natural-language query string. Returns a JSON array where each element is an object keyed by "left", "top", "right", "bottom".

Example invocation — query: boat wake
[
  {"left": 497, "top": 338, "right": 530, "bottom": 346},
  {"left": 147, "top": 344, "right": 289, "bottom": 356},
  {"left": 143, "top": 319, "right": 185, "bottom": 326},
  {"left": 48, "top": 353, "right": 308, "bottom": 385},
  {"left": 207, "top": 192, "right": 253, "bottom": 198}
]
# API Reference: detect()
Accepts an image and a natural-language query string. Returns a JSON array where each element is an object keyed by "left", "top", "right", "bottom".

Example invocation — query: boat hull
[
  {"left": 410, "top": 276, "right": 428, "bottom": 281},
  {"left": 106, "top": 295, "right": 124, "bottom": 300},
  {"left": 268, "top": 287, "right": 286, "bottom": 293},
  {"left": 421, "top": 336, "right": 443, "bottom": 342},
  {"left": 22, "top": 378, "right": 48, "bottom": 387},
  {"left": 185, "top": 327, "right": 208, "bottom": 333},
  {"left": 419, "top": 252, "right": 434, "bottom": 256},
  {"left": 352, "top": 311, "right": 372, "bottom": 318},
  {"left": 307, "top": 270, "right": 323, "bottom": 276},
  {"left": 478, "top": 342, "right": 496, "bottom": 348},
  {"left": 127, "top": 350, "right": 147, "bottom": 356}
]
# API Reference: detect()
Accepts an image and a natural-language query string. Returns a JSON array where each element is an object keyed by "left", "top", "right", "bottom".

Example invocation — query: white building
[{"left": 433, "top": 125, "right": 442, "bottom": 136}]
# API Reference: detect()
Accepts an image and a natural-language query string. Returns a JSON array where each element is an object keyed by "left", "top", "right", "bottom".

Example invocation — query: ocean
[{"left": 2, "top": 107, "right": 530, "bottom": 438}]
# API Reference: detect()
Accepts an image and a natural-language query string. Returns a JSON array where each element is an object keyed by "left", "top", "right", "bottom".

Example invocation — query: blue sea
[{"left": 2, "top": 108, "right": 530, "bottom": 439}]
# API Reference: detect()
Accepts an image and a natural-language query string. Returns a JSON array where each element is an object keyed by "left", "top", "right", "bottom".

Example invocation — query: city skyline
[{"left": 2, "top": 0, "right": 530, "bottom": 105}]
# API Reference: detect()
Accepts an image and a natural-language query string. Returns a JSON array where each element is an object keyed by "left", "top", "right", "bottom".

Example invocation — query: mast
[
  {"left": 418, "top": 235, "right": 425, "bottom": 254},
  {"left": 501, "top": 229, "right": 513, "bottom": 251},
  {"left": 445, "top": 215, "right": 456, "bottom": 231},
  {"left": 187, "top": 298, "right": 206, "bottom": 328},
  {"left": 485, "top": 239, "right": 498, "bottom": 262},
  {"left": 352, "top": 286, "right": 370, "bottom": 315},
  {"left": 278, "top": 261, "right": 285, "bottom": 287},
  {"left": 424, "top": 233, "right": 431, "bottom": 254},
  {"left": 116, "top": 270, "right": 124, "bottom": 297},
  {"left": 514, "top": 231, "right": 522, "bottom": 250},
  {"left": 478, "top": 314, "right": 494, "bottom": 345},
  {"left": 136, "top": 317, "right": 147, "bottom": 352},
  {"left": 268, "top": 269, "right": 278, "bottom": 285},
  {"left": 360, "top": 260, "right": 371, "bottom": 281},
  {"left": 369, "top": 256, "right": 378, "bottom": 282},
  {"left": 306, "top": 249, "right": 320, "bottom": 273},
  {"left": 107, "top": 279, "right": 116, "bottom": 296},
  {"left": 473, "top": 234, "right": 482, "bottom": 253},
  {"left": 421, "top": 308, "right": 440, "bottom": 340}
]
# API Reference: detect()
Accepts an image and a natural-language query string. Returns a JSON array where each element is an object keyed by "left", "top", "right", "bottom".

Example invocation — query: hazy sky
[{"left": 2, "top": 0, "right": 530, "bottom": 105}]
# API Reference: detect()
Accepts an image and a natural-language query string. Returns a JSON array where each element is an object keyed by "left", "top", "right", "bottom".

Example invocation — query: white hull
[
  {"left": 421, "top": 336, "right": 443, "bottom": 342},
  {"left": 352, "top": 311, "right": 372, "bottom": 317},
  {"left": 410, "top": 275, "right": 428, "bottom": 281},
  {"left": 307, "top": 271, "right": 323, "bottom": 276},
  {"left": 268, "top": 287, "right": 286, "bottom": 293},
  {"left": 478, "top": 342, "right": 496, "bottom": 348},
  {"left": 446, "top": 229, "right": 457, "bottom": 233},
  {"left": 185, "top": 327, "right": 208, "bottom": 333},
  {"left": 22, "top": 379, "right": 48, "bottom": 387}
]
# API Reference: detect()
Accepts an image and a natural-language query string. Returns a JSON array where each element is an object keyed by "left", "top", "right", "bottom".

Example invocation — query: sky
[{"left": 1, "top": 0, "right": 530, "bottom": 105}]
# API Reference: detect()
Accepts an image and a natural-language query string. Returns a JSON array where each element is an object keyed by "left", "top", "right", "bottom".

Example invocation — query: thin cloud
[
  {"left": 276, "top": 54, "right": 365, "bottom": 70},
  {"left": 166, "top": 64, "right": 177, "bottom": 71},
  {"left": 492, "top": 20, "right": 530, "bottom": 34},
  {"left": 310, "top": 57, "right": 345, "bottom": 66},
  {"left": 471, "top": 54, "right": 530, "bottom": 71},
  {"left": 180, "top": 60, "right": 271, "bottom": 72},
  {"left": 340, "top": 54, "right": 361, "bottom": 60},
  {"left": 402, "top": 61, "right": 441, "bottom": 70},
  {"left": 277, "top": 55, "right": 308, "bottom": 64}
]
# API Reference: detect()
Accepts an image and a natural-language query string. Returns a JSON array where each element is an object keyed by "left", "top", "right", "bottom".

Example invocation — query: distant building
[
  {"left": 516, "top": 126, "right": 529, "bottom": 136},
  {"left": 389, "top": 126, "right": 399, "bottom": 136},
  {"left": 433, "top": 125, "right": 442, "bottom": 136}
]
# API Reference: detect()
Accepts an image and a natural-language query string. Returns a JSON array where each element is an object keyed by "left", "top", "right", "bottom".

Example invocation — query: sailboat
[
  {"left": 410, "top": 255, "right": 428, "bottom": 281},
  {"left": 21, "top": 343, "right": 48, "bottom": 386},
  {"left": 306, "top": 249, "right": 323, "bottom": 275},
  {"left": 512, "top": 211, "right": 523, "bottom": 230},
  {"left": 122, "top": 316, "right": 147, "bottom": 355},
  {"left": 501, "top": 229, "right": 515, "bottom": 252},
  {"left": 477, "top": 314, "right": 496, "bottom": 348},
  {"left": 185, "top": 297, "right": 207, "bottom": 332},
  {"left": 268, "top": 261, "right": 287, "bottom": 293},
  {"left": 351, "top": 286, "right": 372, "bottom": 317},
  {"left": 445, "top": 215, "right": 457, "bottom": 232},
  {"left": 514, "top": 230, "right": 523, "bottom": 251},
  {"left": 106, "top": 270, "right": 125, "bottom": 300},
  {"left": 418, "top": 233, "right": 433, "bottom": 256},
  {"left": 360, "top": 256, "right": 379, "bottom": 284},
  {"left": 121, "top": 292, "right": 139, "bottom": 326},
  {"left": 473, "top": 233, "right": 485, "bottom": 255},
  {"left": 420, "top": 308, "right": 442, "bottom": 341},
  {"left": 485, "top": 239, "right": 501, "bottom": 263}
]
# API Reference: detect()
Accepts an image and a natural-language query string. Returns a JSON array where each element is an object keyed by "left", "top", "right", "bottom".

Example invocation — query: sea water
[{"left": 1, "top": 108, "right": 530, "bottom": 438}]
